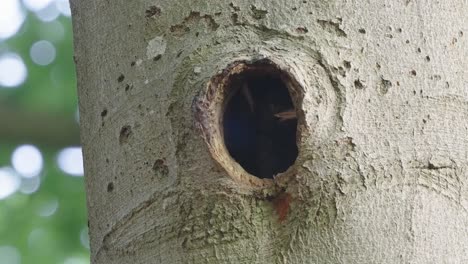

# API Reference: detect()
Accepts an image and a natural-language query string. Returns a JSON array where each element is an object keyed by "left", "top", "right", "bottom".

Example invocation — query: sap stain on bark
[
  {"left": 119, "top": 125, "right": 132, "bottom": 144},
  {"left": 271, "top": 192, "right": 291, "bottom": 222}
]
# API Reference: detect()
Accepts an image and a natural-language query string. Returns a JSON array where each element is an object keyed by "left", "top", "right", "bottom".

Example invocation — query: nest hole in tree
[{"left": 222, "top": 64, "right": 299, "bottom": 179}]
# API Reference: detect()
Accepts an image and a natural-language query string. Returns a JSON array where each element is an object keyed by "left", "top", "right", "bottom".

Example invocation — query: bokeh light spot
[
  {"left": 35, "top": 2, "right": 60, "bottom": 22},
  {"left": 0, "top": 0, "right": 25, "bottom": 39},
  {"left": 0, "top": 53, "right": 27, "bottom": 88},
  {"left": 22, "top": 0, "right": 54, "bottom": 11},
  {"left": 55, "top": 0, "right": 71, "bottom": 17},
  {"left": 63, "top": 257, "right": 89, "bottom": 264},
  {"left": 30, "top": 40, "right": 56, "bottom": 66},
  {"left": 80, "top": 227, "right": 90, "bottom": 249},
  {"left": 39, "top": 20, "right": 65, "bottom": 42},
  {"left": 11, "top": 144, "right": 43, "bottom": 178},
  {"left": 37, "top": 198, "right": 59, "bottom": 217},
  {"left": 57, "top": 147, "right": 84, "bottom": 176},
  {"left": 27, "top": 228, "right": 46, "bottom": 249},
  {"left": 0, "top": 168, "right": 21, "bottom": 200},
  {"left": 19, "top": 176, "right": 41, "bottom": 194},
  {"left": 75, "top": 107, "right": 80, "bottom": 124},
  {"left": 0, "top": 245, "right": 21, "bottom": 264}
]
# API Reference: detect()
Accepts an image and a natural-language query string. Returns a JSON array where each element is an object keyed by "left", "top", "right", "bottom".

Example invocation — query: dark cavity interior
[{"left": 223, "top": 67, "right": 298, "bottom": 179}]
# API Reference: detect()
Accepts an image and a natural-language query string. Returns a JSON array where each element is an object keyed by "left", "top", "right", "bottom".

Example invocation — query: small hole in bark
[
  {"left": 296, "top": 27, "right": 308, "bottom": 34},
  {"left": 153, "top": 54, "right": 162, "bottom": 61},
  {"left": 119, "top": 125, "right": 132, "bottom": 144},
  {"left": 153, "top": 158, "right": 169, "bottom": 176},
  {"left": 222, "top": 63, "right": 298, "bottom": 179},
  {"left": 354, "top": 79, "right": 364, "bottom": 89},
  {"left": 117, "top": 74, "right": 125, "bottom": 82},
  {"left": 107, "top": 182, "right": 114, "bottom": 192},
  {"left": 194, "top": 60, "right": 305, "bottom": 186},
  {"left": 145, "top": 6, "right": 161, "bottom": 18}
]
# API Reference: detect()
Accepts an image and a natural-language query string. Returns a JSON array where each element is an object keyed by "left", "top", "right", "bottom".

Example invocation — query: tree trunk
[{"left": 71, "top": 1, "right": 468, "bottom": 263}]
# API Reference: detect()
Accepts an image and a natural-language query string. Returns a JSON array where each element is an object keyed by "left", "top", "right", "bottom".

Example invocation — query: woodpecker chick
[
  {"left": 241, "top": 83, "right": 255, "bottom": 112},
  {"left": 274, "top": 109, "right": 296, "bottom": 122}
]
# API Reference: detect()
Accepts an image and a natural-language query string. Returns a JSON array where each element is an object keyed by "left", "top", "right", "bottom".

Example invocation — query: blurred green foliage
[
  {"left": 0, "top": 2, "right": 89, "bottom": 264},
  {"left": 1, "top": 15, "right": 77, "bottom": 113}
]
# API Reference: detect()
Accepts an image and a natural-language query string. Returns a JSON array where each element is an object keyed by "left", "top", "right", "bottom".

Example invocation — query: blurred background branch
[
  {"left": 0, "top": 0, "right": 89, "bottom": 263},
  {"left": 0, "top": 105, "right": 80, "bottom": 147}
]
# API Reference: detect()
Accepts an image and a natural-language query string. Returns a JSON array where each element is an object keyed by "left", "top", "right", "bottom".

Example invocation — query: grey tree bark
[{"left": 71, "top": 0, "right": 468, "bottom": 263}]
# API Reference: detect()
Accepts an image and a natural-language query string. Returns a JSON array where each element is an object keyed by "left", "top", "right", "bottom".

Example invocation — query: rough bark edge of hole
[{"left": 193, "top": 59, "right": 306, "bottom": 188}]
